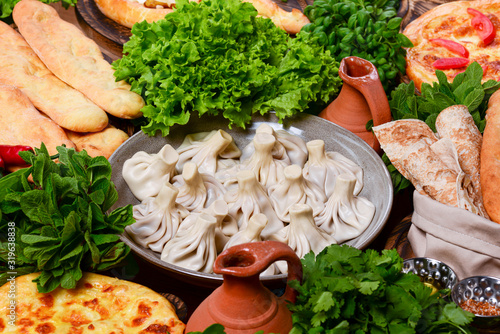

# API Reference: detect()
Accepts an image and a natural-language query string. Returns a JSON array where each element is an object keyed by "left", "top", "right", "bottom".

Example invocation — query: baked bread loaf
[
  {"left": 480, "top": 90, "right": 500, "bottom": 224},
  {"left": 243, "top": 0, "right": 310, "bottom": 34},
  {"left": 66, "top": 126, "right": 129, "bottom": 159},
  {"left": 13, "top": 0, "right": 145, "bottom": 119},
  {"left": 0, "top": 84, "right": 75, "bottom": 156},
  {"left": 403, "top": 0, "right": 500, "bottom": 91},
  {"left": 0, "top": 21, "right": 108, "bottom": 133},
  {"left": 0, "top": 272, "right": 185, "bottom": 334}
]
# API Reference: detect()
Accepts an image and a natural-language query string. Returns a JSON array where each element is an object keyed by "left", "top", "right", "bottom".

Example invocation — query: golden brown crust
[
  {"left": 66, "top": 126, "right": 129, "bottom": 159},
  {"left": 0, "top": 84, "right": 76, "bottom": 156},
  {"left": 403, "top": 0, "right": 500, "bottom": 91},
  {"left": 0, "top": 21, "right": 108, "bottom": 133},
  {"left": 0, "top": 272, "right": 185, "bottom": 334},
  {"left": 94, "top": 0, "right": 174, "bottom": 29},
  {"left": 13, "top": 0, "right": 145, "bottom": 119},
  {"left": 480, "top": 90, "right": 500, "bottom": 224},
  {"left": 243, "top": 0, "right": 310, "bottom": 34}
]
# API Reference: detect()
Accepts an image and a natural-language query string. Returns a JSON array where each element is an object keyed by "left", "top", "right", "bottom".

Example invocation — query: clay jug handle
[{"left": 213, "top": 241, "right": 303, "bottom": 303}]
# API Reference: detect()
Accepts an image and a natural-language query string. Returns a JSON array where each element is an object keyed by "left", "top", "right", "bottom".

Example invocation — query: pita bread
[
  {"left": 0, "top": 21, "right": 108, "bottom": 133},
  {"left": 13, "top": 0, "right": 145, "bottom": 119},
  {"left": 0, "top": 84, "right": 75, "bottom": 156}
]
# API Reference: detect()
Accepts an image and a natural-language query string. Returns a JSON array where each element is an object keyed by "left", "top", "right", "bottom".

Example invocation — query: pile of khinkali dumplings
[{"left": 122, "top": 124, "right": 376, "bottom": 275}]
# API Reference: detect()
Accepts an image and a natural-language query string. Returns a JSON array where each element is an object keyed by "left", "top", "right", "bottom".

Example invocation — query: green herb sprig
[
  {"left": 301, "top": 0, "right": 413, "bottom": 93},
  {"left": 112, "top": 0, "right": 342, "bottom": 137},
  {"left": 386, "top": 62, "right": 500, "bottom": 192},
  {"left": 288, "top": 244, "right": 475, "bottom": 333},
  {"left": 0, "top": 145, "right": 134, "bottom": 293}
]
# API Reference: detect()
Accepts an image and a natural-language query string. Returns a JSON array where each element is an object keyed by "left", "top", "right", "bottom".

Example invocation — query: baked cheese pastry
[
  {"left": 13, "top": 0, "right": 145, "bottom": 119},
  {"left": 403, "top": 0, "right": 500, "bottom": 91},
  {"left": 0, "top": 21, "right": 108, "bottom": 133},
  {"left": 0, "top": 272, "right": 185, "bottom": 334},
  {"left": 66, "top": 125, "right": 130, "bottom": 159},
  {"left": 480, "top": 90, "right": 500, "bottom": 224},
  {"left": 95, "top": 0, "right": 309, "bottom": 34},
  {"left": 0, "top": 84, "right": 76, "bottom": 157}
]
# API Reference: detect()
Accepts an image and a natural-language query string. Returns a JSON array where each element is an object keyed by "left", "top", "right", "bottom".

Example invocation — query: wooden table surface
[{"left": 50, "top": 1, "right": 416, "bottom": 322}]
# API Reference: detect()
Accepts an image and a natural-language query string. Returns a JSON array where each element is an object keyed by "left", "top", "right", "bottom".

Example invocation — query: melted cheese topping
[
  {"left": 403, "top": 1, "right": 500, "bottom": 90},
  {"left": 0, "top": 273, "right": 185, "bottom": 334}
]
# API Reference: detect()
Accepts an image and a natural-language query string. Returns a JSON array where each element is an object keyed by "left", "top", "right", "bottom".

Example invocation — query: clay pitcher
[
  {"left": 185, "top": 241, "right": 303, "bottom": 334},
  {"left": 319, "top": 56, "right": 392, "bottom": 153}
]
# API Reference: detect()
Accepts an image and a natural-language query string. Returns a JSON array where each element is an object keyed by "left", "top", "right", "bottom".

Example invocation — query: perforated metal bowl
[{"left": 402, "top": 257, "right": 458, "bottom": 291}]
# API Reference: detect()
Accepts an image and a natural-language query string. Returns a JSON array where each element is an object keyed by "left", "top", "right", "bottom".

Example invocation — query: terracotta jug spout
[{"left": 319, "top": 56, "right": 392, "bottom": 153}]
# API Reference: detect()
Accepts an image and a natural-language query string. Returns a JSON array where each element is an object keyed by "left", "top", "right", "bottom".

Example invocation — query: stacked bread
[
  {"left": 0, "top": 0, "right": 144, "bottom": 159},
  {"left": 373, "top": 105, "right": 490, "bottom": 220}
]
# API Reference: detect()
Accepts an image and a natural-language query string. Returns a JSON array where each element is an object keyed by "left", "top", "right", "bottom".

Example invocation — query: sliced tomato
[
  {"left": 432, "top": 57, "right": 470, "bottom": 70},
  {"left": 429, "top": 38, "right": 469, "bottom": 58},
  {"left": 467, "top": 8, "right": 496, "bottom": 46}
]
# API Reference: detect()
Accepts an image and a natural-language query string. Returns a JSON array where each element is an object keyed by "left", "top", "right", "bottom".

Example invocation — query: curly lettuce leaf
[{"left": 113, "top": 0, "right": 341, "bottom": 136}]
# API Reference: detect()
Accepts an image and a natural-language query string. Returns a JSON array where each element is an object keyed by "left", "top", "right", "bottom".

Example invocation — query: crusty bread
[
  {"left": 13, "top": 0, "right": 145, "bottom": 119},
  {"left": 243, "top": 0, "right": 310, "bottom": 34},
  {"left": 0, "top": 84, "right": 75, "bottom": 156},
  {"left": 480, "top": 90, "right": 500, "bottom": 223},
  {"left": 66, "top": 126, "right": 129, "bottom": 159},
  {"left": 95, "top": 0, "right": 174, "bottom": 29},
  {"left": 436, "top": 105, "right": 487, "bottom": 218},
  {"left": 0, "top": 21, "right": 108, "bottom": 133}
]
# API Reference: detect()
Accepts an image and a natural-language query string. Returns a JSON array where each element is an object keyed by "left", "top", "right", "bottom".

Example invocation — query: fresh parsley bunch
[
  {"left": 112, "top": 0, "right": 341, "bottom": 137},
  {"left": 301, "top": 0, "right": 413, "bottom": 93},
  {"left": 0, "top": 145, "right": 134, "bottom": 293},
  {"left": 1, "top": 0, "right": 77, "bottom": 23},
  {"left": 387, "top": 62, "right": 500, "bottom": 192},
  {"left": 288, "top": 244, "right": 475, "bottom": 333}
]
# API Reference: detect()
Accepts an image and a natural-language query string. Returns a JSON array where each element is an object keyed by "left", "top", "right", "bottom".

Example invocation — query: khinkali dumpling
[
  {"left": 240, "top": 124, "right": 308, "bottom": 167},
  {"left": 176, "top": 130, "right": 241, "bottom": 176},
  {"left": 171, "top": 162, "right": 226, "bottom": 212},
  {"left": 224, "top": 170, "right": 284, "bottom": 238},
  {"left": 122, "top": 144, "right": 178, "bottom": 201},
  {"left": 270, "top": 204, "right": 336, "bottom": 273},
  {"left": 268, "top": 164, "right": 326, "bottom": 222},
  {"left": 303, "top": 140, "right": 364, "bottom": 197},
  {"left": 316, "top": 174, "right": 375, "bottom": 243},
  {"left": 126, "top": 183, "right": 188, "bottom": 252},
  {"left": 161, "top": 213, "right": 218, "bottom": 273}
]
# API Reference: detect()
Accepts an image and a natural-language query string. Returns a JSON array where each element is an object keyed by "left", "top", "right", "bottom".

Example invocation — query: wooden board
[{"left": 76, "top": 0, "right": 312, "bottom": 48}]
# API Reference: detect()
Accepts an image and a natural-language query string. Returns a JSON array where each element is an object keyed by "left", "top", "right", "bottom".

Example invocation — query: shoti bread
[
  {"left": 435, "top": 105, "right": 488, "bottom": 218},
  {"left": 13, "top": 0, "right": 145, "bottom": 119},
  {"left": 373, "top": 119, "right": 479, "bottom": 213},
  {"left": 0, "top": 84, "right": 75, "bottom": 156},
  {"left": 243, "top": 0, "right": 310, "bottom": 34},
  {"left": 0, "top": 21, "right": 108, "bottom": 133},
  {"left": 66, "top": 125, "right": 129, "bottom": 159},
  {"left": 480, "top": 90, "right": 500, "bottom": 224},
  {"left": 0, "top": 272, "right": 185, "bottom": 334}
]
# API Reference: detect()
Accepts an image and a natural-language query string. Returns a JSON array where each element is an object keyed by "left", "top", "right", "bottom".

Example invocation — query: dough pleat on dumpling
[
  {"left": 224, "top": 170, "right": 285, "bottom": 238},
  {"left": 171, "top": 162, "right": 226, "bottom": 213},
  {"left": 316, "top": 174, "right": 375, "bottom": 243},
  {"left": 161, "top": 213, "right": 218, "bottom": 274},
  {"left": 126, "top": 183, "right": 188, "bottom": 253},
  {"left": 303, "top": 140, "right": 364, "bottom": 197},
  {"left": 268, "top": 164, "right": 326, "bottom": 222},
  {"left": 270, "top": 204, "right": 336, "bottom": 273},
  {"left": 176, "top": 130, "right": 241, "bottom": 176},
  {"left": 122, "top": 144, "right": 178, "bottom": 201}
]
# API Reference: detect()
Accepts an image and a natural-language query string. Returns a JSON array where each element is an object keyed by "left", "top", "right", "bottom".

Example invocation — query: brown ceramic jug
[
  {"left": 185, "top": 241, "right": 303, "bottom": 334},
  {"left": 319, "top": 56, "right": 392, "bottom": 153}
]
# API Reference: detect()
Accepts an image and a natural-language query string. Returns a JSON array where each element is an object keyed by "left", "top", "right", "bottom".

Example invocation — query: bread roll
[
  {"left": 0, "top": 84, "right": 75, "bottom": 156},
  {"left": 66, "top": 126, "right": 129, "bottom": 159},
  {"left": 0, "top": 21, "right": 108, "bottom": 133},
  {"left": 13, "top": 0, "right": 145, "bottom": 119},
  {"left": 480, "top": 90, "right": 500, "bottom": 223}
]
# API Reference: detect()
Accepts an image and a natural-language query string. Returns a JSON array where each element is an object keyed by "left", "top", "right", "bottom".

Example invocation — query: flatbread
[
  {"left": 0, "top": 84, "right": 75, "bottom": 156},
  {"left": 435, "top": 104, "right": 487, "bottom": 218},
  {"left": 480, "top": 89, "right": 500, "bottom": 224},
  {"left": 403, "top": 0, "right": 500, "bottom": 91},
  {"left": 13, "top": 0, "right": 145, "bottom": 119},
  {"left": 0, "top": 272, "right": 185, "bottom": 334},
  {"left": 0, "top": 21, "right": 108, "bottom": 133},
  {"left": 66, "top": 126, "right": 129, "bottom": 159},
  {"left": 243, "top": 0, "right": 310, "bottom": 34}
]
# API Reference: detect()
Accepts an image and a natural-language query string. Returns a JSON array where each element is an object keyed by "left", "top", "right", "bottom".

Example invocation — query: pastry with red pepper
[{"left": 403, "top": 0, "right": 500, "bottom": 91}]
